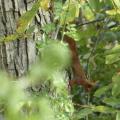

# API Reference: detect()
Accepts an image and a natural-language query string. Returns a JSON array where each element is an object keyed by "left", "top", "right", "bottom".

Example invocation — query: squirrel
[{"left": 63, "top": 35, "right": 95, "bottom": 91}]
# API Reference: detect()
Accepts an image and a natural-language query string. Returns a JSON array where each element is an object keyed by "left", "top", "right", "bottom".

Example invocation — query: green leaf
[
  {"left": 60, "top": 1, "right": 80, "bottom": 25},
  {"left": 116, "top": 111, "right": 120, "bottom": 120},
  {"left": 103, "top": 97, "right": 120, "bottom": 107},
  {"left": 112, "top": 83, "right": 120, "bottom": 97},
  {"left": 106, "top": 53, "right": 120, "bottom": 64},
  {"left": 0, "top": 0, "right": 40, "bottom": 42},
  {"left": 0, "top": 34, "right": 19, "bottom": 42},
  {"left": 88, "top": 0, "right": 102, "bottom": 12},
  {"left": 105, "top": 44, "right": 120, "bottom": 64},
  {"left": 113, "top": 0, "right": 120, "bottom": 8},
  {"left": 76, "top": 108, "right": 93, "bottom": 119},
  {"left": 112, "top": 74, "right": 120, "bottom": 96},
  {"left": 92, "top": 105, "right": 116, "bottom": 113},
  {"left": 40, "top": 0, "right": 50, "bottom": 10},
  {"left": 26, "top": 25, "right": 36, "bottom": 34},
  {"left": 16, "top": 0, "right": 41, "bottom": 33},
  {"left": 42, "top": 23, "right": 56, "bottom": 34},
  {"left": 94, "top": 84, "right": 112, "bottom": 97},
  {"left": 105, "top": 44, "right": 120, "bottom": 55},
  {"left": 106, "top": 9, "right": 120, "bottom": 15},
  {"left": 82, "top": 5, "right": 95, "bottom": 20}
]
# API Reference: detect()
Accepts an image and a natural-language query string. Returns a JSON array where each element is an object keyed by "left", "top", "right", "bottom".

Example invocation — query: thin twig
[
  {"left": 77, "top": 18, "right": 104, "bottom": 27},
  {"left": 86, "top": 30, "right": 101, "bottom": 79},
  {"left": 73, "top": 102, "right": 92, "bottom": 108}
]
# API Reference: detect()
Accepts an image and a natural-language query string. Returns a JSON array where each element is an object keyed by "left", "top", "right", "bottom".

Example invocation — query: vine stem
[{"left": 61, "top": 0, "right": 70, "bottom": 41}]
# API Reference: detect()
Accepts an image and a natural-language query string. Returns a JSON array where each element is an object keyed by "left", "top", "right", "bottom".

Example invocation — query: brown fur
[{"left": 64, "top": 35, "right": 95, "bottom": 91}]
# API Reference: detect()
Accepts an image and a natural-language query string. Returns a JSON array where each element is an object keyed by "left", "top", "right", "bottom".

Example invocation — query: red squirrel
[{"left": 63, "top": 35, "right": 95, "bottom": 91}]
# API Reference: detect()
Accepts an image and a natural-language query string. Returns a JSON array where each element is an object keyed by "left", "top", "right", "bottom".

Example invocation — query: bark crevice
[{"left": 0, "top": 0, "right": 53, "bottom": 77}]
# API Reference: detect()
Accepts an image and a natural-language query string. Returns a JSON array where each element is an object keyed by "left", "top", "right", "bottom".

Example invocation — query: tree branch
[{"left": 77, "top": 18, "right": 104, "bottom": 27}]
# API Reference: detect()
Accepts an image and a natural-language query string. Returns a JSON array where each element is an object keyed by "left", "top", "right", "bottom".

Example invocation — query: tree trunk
[{"left": 0, "top": 0, "right": 52, "bottom": 77}]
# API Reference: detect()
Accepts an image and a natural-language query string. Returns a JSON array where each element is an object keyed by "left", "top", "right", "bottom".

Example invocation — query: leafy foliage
[{"left": 0, "top": 0, "right": 120, "bottom": 120}]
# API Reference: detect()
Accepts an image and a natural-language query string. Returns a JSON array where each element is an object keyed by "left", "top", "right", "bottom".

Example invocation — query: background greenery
[{"left": 0, "top": 0, "right": 120, "bottom": 120}]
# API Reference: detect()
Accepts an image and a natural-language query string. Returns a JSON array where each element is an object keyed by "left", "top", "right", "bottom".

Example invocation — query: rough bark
[{"left": 0, "top": 0, "right": 52, "bottom": 77}]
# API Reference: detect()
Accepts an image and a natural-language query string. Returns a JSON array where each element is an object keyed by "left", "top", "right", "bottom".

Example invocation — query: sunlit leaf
[
  {"left": 40, "top": 0, "right": 50, "bottom": 10},
  {"left": 113, "top": 0, "right": 120, "bottom": 8},
  {"left": 92, "top": 105, "right": 116, "bottom": 113},
  {"left": 16, "top": 0, "right": 41, "bottom": 33},
  {"left": 82, "top": 5, "right": 95, "bottom": 20},
  {"left": 106, "top": 53, "right": 120, "bottom": 64},
  {"left": 1, "top": 34, "right": 19, "bottom": 42},
  {"left": 116, "top": 111, "right": 120, "bottom": 120},
  {"left": 106, "top": 9, "right": 120, "bottom": 15}
]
